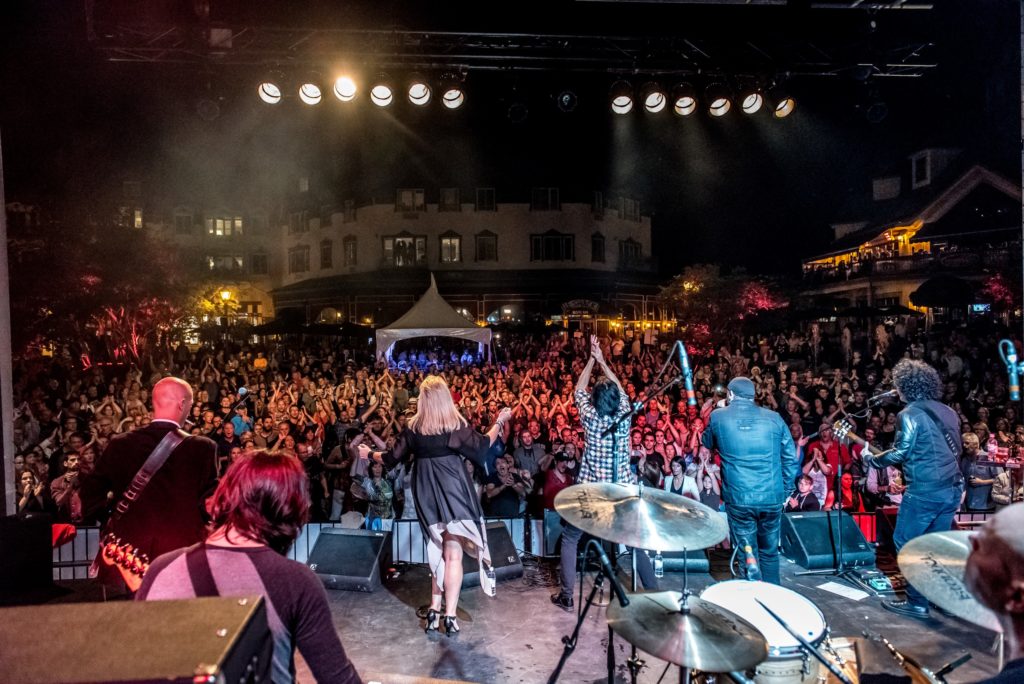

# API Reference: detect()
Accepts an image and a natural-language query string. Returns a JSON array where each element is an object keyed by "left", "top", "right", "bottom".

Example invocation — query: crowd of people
[{"left": 9, "top": 317, "right": 1024, "bottom": 530}]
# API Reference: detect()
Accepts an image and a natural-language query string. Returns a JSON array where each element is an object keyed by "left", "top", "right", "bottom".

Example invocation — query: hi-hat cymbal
[
  {"left": 553, "top": 482, "right": 728, "bottom": 551},
  {"left": 607, "top": 591, "right": 769, "bottom": 672},
  {"left": 898, "top": 530, "right": 1002, "bottom": 633}
]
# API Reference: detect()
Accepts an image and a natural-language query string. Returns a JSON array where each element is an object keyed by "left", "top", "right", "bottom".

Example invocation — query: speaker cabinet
[
  {"left": 461, "top": 521, "right": 524, "bottom": 588},
  {"left": 307, "top": 528, "right": 392, "bottom": 592},
  {"left": 0, "top": 514, "right": 53, "bottom": 604},
  {"left": 0, "top": 596, "right": 271, "bottom": 683},
  {"left": 781, "top": 511, "right": 875, "bottom": 569}
]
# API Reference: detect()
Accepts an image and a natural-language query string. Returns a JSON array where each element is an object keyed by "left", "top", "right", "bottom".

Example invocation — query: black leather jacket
[
  {"left": 702, "top": 397, "right": 799, "bottom": 507},
  {"left": 865, "top": 400, "right": 964, "bottom": 497}
]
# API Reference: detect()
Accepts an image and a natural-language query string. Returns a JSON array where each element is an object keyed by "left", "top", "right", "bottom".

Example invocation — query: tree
[
  {"left": 658, "top": 264, "right": 788, "bottom": 346},
  {"left": 10, "top": 219, "right": 205, "bottom": 361}
]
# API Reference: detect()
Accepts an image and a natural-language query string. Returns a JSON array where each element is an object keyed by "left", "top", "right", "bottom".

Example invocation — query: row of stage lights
[{"left": 257, "top": 73, "right": 796, "bottom": 119}]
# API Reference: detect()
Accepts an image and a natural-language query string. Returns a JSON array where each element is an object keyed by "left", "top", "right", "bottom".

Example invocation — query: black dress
[{"left": 387, "top": 427, "right": 495, "bottom": 595}]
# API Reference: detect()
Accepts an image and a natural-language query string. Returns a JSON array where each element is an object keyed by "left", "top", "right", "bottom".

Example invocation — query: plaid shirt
[{"left": 575, "top": 388, "right": 635, "bottom": 485}]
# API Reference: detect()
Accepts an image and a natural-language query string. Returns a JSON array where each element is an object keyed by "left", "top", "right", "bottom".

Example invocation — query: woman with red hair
[{"left": 137, "top": 452, "right": 361, "bottom": 684}]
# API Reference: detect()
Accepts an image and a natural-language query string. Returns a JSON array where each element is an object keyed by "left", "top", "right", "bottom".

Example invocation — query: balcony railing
[{"left": 802, "top": 248, "right": 1014, "bottom": 285}]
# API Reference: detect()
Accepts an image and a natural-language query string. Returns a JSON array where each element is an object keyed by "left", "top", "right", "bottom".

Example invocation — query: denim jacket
[{"left": 702, "top": 397, "right": 799, "bottom": 507}]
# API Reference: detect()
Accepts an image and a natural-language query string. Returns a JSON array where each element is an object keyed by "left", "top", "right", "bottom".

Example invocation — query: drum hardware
[
  {"left": 547, "top": 539, "right": 630, "bottom": 684},
  {"left": 755, "top": 599, "right": 854, "bottom": 684},
  {"left": 864, "top": 630, "right": 950, "bottom": 684}
]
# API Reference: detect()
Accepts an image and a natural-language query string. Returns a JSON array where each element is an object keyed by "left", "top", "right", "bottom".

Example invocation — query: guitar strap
[
  {"left": 915, "top": 405, "right": 962, "bottom": 461},
  {"left": 108, "top": 428, "right": 187, "bottom": 525}
]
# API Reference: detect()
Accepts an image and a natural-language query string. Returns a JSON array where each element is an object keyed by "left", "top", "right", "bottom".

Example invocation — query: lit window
[
  {"left": 133, "top": 209, "right": 143, "bottom": 229},
  {"left": 383, "top": 235, "right": 426, "bottom": 268},
  {"left": 440, "top": 233, "right": 461, "bottom": 263}
]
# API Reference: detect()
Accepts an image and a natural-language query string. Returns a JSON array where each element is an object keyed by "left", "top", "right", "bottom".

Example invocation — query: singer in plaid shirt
[
  {"left": 574, "top": 386, "right": 633, "bottom": 485},
  {"left": 551, "top": 336, "right": 658, "bottom": 612}
]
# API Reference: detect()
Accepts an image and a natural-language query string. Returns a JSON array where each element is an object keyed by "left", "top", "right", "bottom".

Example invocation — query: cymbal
[
  {"left": 898, "top": 530, "right": 1002, "bottom": 633},
  {"left": 607, "top": 591, "right": 769, "bottom": 672},
  {"left": 553, "top": 482, "right": 728, "bottom": 551}
]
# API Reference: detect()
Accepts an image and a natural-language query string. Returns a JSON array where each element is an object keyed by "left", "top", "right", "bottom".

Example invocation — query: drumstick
[{"left": 754, "top": 599, "right": 855, "bottom": 684}]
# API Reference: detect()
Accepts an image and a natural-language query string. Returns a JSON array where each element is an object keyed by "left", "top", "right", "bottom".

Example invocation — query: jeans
[
  {"left": 726, "top": 505, "right": 783, "bottom": 585},
  {"left": 558, "top": 522, "right": 659, "bottom": 597},
  {"left": 893, "top": 486, "right": 962, "bottom": 608}
]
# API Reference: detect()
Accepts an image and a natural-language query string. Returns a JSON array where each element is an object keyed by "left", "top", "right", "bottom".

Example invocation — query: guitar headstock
[{"left": 833, "top": 419, "right": 855, "bottom": 441}]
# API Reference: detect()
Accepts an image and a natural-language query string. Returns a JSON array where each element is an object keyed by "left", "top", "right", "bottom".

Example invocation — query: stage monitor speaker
[
  {"left": 0, "top": 595, "right": 271, "bottom": 683},
  {"left": 0, "top": 514, "right": 53, "bottom": 603},
  {"left": 308, "top": 528, "right": 392, "bottom": 592},
  {"left": 462, "top": 521, "right": 524, "bottom": 588},
  {"left": 781, "top": 511, "right": 875, "bottom": 570}
]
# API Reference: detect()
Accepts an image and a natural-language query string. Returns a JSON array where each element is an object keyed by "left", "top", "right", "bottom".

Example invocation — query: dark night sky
[{"left": 0, "top": 1, "right": 1019, "bottom": 277}]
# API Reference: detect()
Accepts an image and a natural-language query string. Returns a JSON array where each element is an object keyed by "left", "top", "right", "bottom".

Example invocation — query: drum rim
[{"left": 700, "top": 579, "right": 827, "bottom": 654}]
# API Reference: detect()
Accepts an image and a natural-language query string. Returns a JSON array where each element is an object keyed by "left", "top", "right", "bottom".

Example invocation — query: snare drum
[{"left": 700, "top": 580, "right": 827, "bottom": 684}]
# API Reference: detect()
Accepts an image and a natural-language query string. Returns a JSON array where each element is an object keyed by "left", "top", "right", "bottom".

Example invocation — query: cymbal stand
[
  {"left": 548, "top": 543, "right": 615, "bottom": 684},
  {"left": 675, "top": 547, "right": 692, "bottom": 684}
]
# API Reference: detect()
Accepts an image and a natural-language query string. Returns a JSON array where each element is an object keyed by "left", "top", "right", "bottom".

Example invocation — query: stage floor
[{"left": 297, "top": 551, "right": 1002, "bottom": 683}]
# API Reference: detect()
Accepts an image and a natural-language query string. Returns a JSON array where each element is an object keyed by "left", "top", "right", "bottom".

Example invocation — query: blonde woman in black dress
[{"left": 360, "top": 375, "right": 510, "bottom": 635}]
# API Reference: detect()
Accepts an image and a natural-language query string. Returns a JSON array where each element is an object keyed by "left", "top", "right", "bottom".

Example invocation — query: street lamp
[{"left": 220, "top": 290, "right": 231, "bottom": 326}]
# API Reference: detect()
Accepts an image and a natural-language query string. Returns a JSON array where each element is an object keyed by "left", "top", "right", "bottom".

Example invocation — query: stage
[{"left": 292, "top": 551, "right": 1001, "bottom": 683}]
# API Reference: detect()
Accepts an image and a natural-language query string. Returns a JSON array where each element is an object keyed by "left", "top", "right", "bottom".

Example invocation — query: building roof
[{"left": 910, "top": 183, "right": 1021, "bottom": 243}]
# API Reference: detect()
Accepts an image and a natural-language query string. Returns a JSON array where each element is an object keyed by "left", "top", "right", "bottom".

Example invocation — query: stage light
[
  {"left": 507, "top": 101, "right": 529, "bottom": 123},
  {"left": 440, "top": 73, "right": 465, "bottom": 110},
  {"left": 333, "top": 75, "right": 357, "bottom": 102},
  {"left": 556, "top": 90, "right": 578, "bottom": 113},
  {"left": 408, "top": 74, "right": 431, "bottom": 106},
  {"left": 298, "top": 75, "right": 322, "bottom": 105},
  {"left": 257, "top": 73, "right": 283, "bottom": 105},
  {"left": 767, "top": 86, "right": 795, "bottom": 118},
  {"left": 370, "top": 74, "right": 394, "bottom": 107},
  {"left": 865, "top": 99, "right": 888, "bottom": 124},
  {"left": 670, "top": 83, "right": 697, "bottom": 116},
  {"left": 639, "top": 82, "right": 666, "bottom": 113},
  {"left": 740, "top": 87, "right": 764, "bottom": 114},
  {"left": 609, "top": 80, "right": 633, "bottom": 115},
  {"left": 706, "top": 83, "right": 731, "bottom": 117}
]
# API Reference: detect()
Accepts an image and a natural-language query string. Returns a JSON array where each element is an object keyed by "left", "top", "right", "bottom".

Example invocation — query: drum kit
[{"left": 551, "top": 482, "right": 988, "bottom": 684}]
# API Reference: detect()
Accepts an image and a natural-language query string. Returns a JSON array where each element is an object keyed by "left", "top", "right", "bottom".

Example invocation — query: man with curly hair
[{"left": 862, "top": 359, "right": 964, "bottom": 619}]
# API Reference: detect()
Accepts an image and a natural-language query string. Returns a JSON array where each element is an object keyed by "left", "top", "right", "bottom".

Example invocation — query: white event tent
[{"left": 375, "top": 274, "right": 492, "bottom": 361}]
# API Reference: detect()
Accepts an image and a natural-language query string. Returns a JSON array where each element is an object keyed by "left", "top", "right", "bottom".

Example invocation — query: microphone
[
  {"left": 676, "top": 341, "right": 698, "bottom": 407},
  {"left": 867, "top": 389, "right": 899, "bottom": 404},
  {"left": 226, "top": 387, "right": 250, "bottom": 415},
  {"left": 999, "top": 339, "right": 1020, "bottom": 401},
  {"left": 591, "top": 542, "right": 630, "bottom": 607}
]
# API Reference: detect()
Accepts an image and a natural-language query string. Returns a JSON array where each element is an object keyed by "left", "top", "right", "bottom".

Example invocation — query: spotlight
[
  {"left": 440, "top": 73, "right": 465, "bottom": 110},
  {"left": 639, "top": 82, "right": 666, "bottom": 113},
  {"left": 865, "top": 99, "right": 888, "bottom": 124},
  {"left": 706, "top": 83, "right": 732, "bottom": 117},
  {"left": 739, "top": 86, "right": 764, "bottom": 114},
  {"left": 369, "top": 74, "right": 394, "bottom": 107},
  {"left": 507, "top": 101, "right": 529, "bottom": 123},
  {"left": 333, "top": 75, "right": 357, "bottom": 102},
  {"left": 768, "top": 87, "right": 796, "bottom": 118},
  {"left": 257, "top": 73, "right": 283, "bottom": 104},
  {"left": 407, "top": 74, "right": 431, "bottom": 106},
  {"left": 609, "top": 80, "right": 633, "bottom": 115},
  {"left": 555, "top": 90, "right": 578, "bottom": 113},
  {"left": 298, "top": 75, "right": 322, "bottom": 105},
  {"left": 670, "top": 83, "right": 697, "bottom": 116}
]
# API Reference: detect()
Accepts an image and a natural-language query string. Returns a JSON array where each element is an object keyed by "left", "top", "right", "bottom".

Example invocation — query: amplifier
[{"left": 0, "top": 595, "right": 271, "bottom": 683}]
